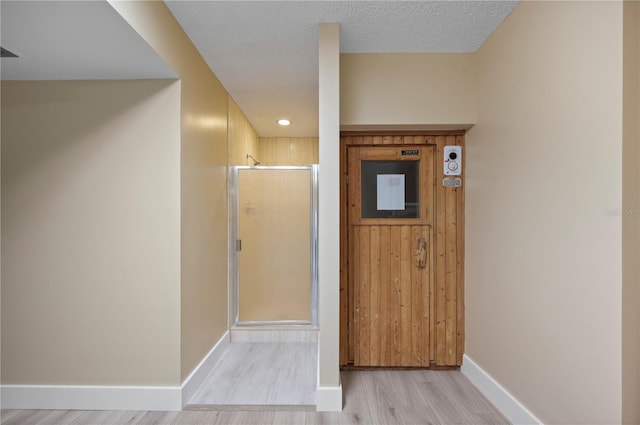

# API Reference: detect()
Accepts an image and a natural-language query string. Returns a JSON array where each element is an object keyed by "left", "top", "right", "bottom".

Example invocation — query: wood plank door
[{"left": 347, "top": 145, "right": 435, "bottom": 367}]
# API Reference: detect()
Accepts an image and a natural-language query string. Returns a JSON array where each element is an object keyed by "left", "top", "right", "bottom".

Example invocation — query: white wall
[
  {"left": 1, "top": 80, "right": 181, "bottom": 385},
  {"left": 466, "top": 2, "right": 623, "bottom": 423}
]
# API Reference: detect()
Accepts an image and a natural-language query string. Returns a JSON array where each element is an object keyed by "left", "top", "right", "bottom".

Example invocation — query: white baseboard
[
  {"left": 181, "top": 330, "right": 230, "bottom": 406},
  {"left": 0, "top": 385, "right": 182, "bottom": 411},
  {"left": 315, "top": 384, "right": 342, "bottom": 412},
  {"left": 461, "top": 354, "right": 543, "bottom": 425},
  {"left": 0, "top": 331, "right": 231, "bottom": 411}
]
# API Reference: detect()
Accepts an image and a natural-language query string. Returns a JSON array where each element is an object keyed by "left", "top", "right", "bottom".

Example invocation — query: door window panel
[{"left": 361, "top": 160, "right": 420, "bottom": 218}]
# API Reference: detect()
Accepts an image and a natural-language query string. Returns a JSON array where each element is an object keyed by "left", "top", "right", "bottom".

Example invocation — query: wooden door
[
  {"left": 341, "top": 134, "right": 465, "bottom": 368},
  {"left": 347, "top": 145, "right": 435, "bottom": 367}
]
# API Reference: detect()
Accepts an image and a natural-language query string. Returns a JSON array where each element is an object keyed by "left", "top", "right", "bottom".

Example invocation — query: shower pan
[{"left": 230, "top": 165, "right": 318, "bottom": 328}]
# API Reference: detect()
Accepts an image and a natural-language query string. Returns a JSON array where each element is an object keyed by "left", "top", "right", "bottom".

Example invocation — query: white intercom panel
[{"left": 443, "top": 146, "right": 462, "bottom": 176}]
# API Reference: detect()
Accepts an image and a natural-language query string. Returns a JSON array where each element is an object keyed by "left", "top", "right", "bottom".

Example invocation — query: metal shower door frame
[{"left": 229, "top": 165, "right": 319, "bottom": 327}]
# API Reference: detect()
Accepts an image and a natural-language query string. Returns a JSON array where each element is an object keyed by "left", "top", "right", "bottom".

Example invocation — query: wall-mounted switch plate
[{"left": 444, "top": 146, "right": 462, "bottom": 176}]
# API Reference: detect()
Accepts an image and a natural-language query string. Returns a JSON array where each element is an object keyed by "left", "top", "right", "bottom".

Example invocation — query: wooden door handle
[{"left": 414, "top": 236, "right": 427, "bottom": 268}]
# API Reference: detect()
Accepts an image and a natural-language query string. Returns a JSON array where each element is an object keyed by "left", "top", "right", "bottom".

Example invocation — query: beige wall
[
  {"left": 1, "top": 80, "right": 181, "bottom": 385},
  {"left": 340, "top": 53, "right": 475, "bottom": 130},
  {"left": 260, "top": 137, "right": 319, "bottom": 166},
  {"left": 623, "top": 2, "right": 640, "bottom": 423},
  {"left": 1, "top": 0, "right": 265, "bottom": 390},
  {"left": 108, "top": 1, "right": 230, "bottom": 382},
  {"left": 467, "top": 2, "right": 623, "bottom": 423},
  {"left": 229, "top": 96, "right": 260, "bottom": 166}
]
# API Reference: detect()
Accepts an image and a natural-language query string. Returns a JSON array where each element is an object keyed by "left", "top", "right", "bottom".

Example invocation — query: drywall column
[
  {"left": 316, "top": 22, "right": 342, "bottom": 412},
  {"left": 108, "top": 1, "right": 231, "bottom": 389},
  {"left": 622, "top": 2, "right": 640, "bottom": 423}
]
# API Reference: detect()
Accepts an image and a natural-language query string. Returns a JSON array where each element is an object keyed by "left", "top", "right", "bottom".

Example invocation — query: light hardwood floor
[
  {"left": 1, "top": 370, "right": 510, "bottom": 424},
  {"left": 187, "top": 342, "right": 317, "bottom": 408}
]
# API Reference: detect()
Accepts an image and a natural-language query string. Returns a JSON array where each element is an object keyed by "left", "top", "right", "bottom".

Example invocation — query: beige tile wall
[
  {"left": 260, "top": 137, "right": 319, "bottom": 166},
  {"left": 229, "top": 96, "right": 260, "bottom": 166}
]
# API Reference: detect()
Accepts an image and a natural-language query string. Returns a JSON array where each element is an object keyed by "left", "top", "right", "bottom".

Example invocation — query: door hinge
[
  {"left": 236, "top": 239, "right": 242, "bottom": 251},
  {"left": 346, "top": 321, "right": 350, "bottom": 336},
  {"left": 345, "top": 175, "right": 349, "bottom": 185}
]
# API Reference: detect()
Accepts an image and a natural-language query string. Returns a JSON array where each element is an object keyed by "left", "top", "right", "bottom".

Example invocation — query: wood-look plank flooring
[
  {"left": 187, "top": 342, "right": 317, "bottom": 408},
  {"left": 1, "top": 370, "right": 510, "bottom": 424}
]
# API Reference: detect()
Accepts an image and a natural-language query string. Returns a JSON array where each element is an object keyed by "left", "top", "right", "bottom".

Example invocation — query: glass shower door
[{"left": 232, "top": 166, "right": 317, "bottom": 325}]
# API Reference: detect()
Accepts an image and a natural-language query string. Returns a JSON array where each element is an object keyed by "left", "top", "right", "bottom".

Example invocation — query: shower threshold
[{"left": 230, "top": 324, "right": 318, "bottom": 343}]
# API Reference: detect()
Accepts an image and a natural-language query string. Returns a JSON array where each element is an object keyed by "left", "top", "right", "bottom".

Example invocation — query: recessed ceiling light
[{"left": 277, "top": 119, "right": 291, "bottom": 126}]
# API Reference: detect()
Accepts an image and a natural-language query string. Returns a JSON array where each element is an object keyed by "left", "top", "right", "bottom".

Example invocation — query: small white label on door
[{"left": 377, "top": 174, "right": 405, "bottom": 210}]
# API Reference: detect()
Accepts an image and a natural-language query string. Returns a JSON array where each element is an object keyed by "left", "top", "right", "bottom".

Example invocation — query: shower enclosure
[{"left": 230, "top": 165, "right": 318, "bottom": 327}]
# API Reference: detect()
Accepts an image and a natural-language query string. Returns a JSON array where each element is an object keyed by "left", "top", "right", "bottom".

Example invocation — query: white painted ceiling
[
  {"left": 0, "top": 1, "right": 176, "bottom": 80},
  {"left": 0, "top": 0, "right": 518, "bottom": 137},
  {"left": 165, "top": 0, "right": 519, "bottom": 137}
]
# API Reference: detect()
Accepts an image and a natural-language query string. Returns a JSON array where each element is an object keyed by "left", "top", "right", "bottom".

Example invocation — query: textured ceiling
[
  {"left": 0, "top": 1, "right": 176, "bottom": 80},
  {"left": 0, "top": 1, "right": 518, "bottom": 138},
  {"left": 166, "top": 0, "right": 519, "bottom": 137}
]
